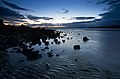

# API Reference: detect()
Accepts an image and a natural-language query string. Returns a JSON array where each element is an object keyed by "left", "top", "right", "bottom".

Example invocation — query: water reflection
[{"left": 3, "top": 28, "right": 120, "bottom": 79}]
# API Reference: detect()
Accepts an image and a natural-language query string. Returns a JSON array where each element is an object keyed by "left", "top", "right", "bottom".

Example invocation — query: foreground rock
[
  {"left": 22, "top": 49, "right": 42, "bottom": 60},
  {"left": 47, "top": 52, "right": 54, "bottom": 57},
  {"left": 73, "top": 45, "right": 80, "bottom": 50},
  {"left": 83, "top": 36, "right": 89, "bottom": 42}
]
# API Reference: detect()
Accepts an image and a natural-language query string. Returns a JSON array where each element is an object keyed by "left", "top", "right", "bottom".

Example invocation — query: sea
[{"left": 4, "top": 28, "right": 120, "bottom": 79}]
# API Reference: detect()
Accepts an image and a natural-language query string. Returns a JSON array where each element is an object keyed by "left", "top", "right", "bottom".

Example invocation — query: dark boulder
[
  {"left": 56, "top": 54, "right": 59, "bottom": 56},
  {"left": 44, "top": 41, "right": 49, "bottom": 46},
  {"left": 46, "top": 63, "right": 50, "bottom": 69},
  {"left": 13, "top": 48, "right": 21, "bottom": 53},
  {"left": 47, "top": 52, "right": 54, "bottom": 57},
  {"left": 54, "top": 39, "right": 58, "bottom": 43},
  {"left": 22, "top": 49, "right": 42, "bottom": 60},
  {"left": 44, "top": 47, "right": 49, "bottom": 49},
  {"left": 27, "top": 54, "right": 42, "bottom": 60},
  {"left": 83, "top": 36, "right": 89, "bottom": 42},
  {"left": 51, "top": 42, "right": 53, "bottom": 44},
  {"left": 73, "top": 45, "right": 80, "bottom": 50},
  {"left": 22, "top": 48, "right": 33, "bottom": 56},
  {"left": 75, "top": 59, "right": 78, "bottom": 61},
  {"left": 41, "top": 49, "right": 45, "bottom": 51},
  {"left": 62, "top": 40, "right": 65, "bottom": 43}
]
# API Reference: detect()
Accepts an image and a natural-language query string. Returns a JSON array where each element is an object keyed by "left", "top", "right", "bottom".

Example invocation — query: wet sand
[{"left": 0, "top": 28, "right": 120, "bottom": 79}]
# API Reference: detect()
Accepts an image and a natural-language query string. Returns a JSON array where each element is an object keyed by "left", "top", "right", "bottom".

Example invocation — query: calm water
[{"left": 4, "top": 28, "right": 120, "bottom": 79}]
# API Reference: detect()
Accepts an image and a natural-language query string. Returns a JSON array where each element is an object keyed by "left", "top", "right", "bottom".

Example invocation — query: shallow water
[{"left": 2, "top": 28, "right": 120, "bottom": 79}]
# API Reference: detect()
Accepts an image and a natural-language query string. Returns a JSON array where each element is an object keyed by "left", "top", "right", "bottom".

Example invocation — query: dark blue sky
[{"left": 0, "top": 0, "right": 120, "bottom": 27}]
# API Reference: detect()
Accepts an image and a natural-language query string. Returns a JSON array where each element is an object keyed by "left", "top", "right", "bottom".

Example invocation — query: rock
[
  {"left": 54, "top": 39, "right": 61, "bottom": 44},
  {"left": 47, "top": 52, "right": 54, "bottom": 57},
  {"left": 41, "top": 49, "right": 44, "bottom": 51},
  {"left": 32, "top": 50, "right": 39, "bottom": 54},
  {"left": 83, "top": 36, "right": 89, "bottom": 42},
  {"left": 56, "top": 54, "right": 59, "bottom": 56},
  {"left": 64, "top": 34, "right": 67, "bottom": 36},
  {"left": 54, "top": 39, "right": 58, "bottom": 43},
  {"left": 19, "top": 43, "right": 27, "bottom": 49},
  {"left": 62, "top": 40, "right": 65, "bottom": 43},
  {"left": 7, "top": 70, "right": 12, "bottom": 75},
  {"left": 16, "top": 48, "right": 21, "bottom": 53},
  {"left": 61, "top": 36, "right": 64, "bottom": 38},
  {"left": 44, "top": 41, "right": 49, "bottom": 46},
  {"left": 18, "top": 60, "right": 24, "bottom": 62},
  {"left": 72, "top": 72, "right": 77, "bottom": 74},
  {"left": 73, "top": 45, "right": 80, "bottom": 50},
  {"left": 22, "top": 48, "right": 33, "bottom": 56},
  {"left": 63, "top": 65, "right": 68, "bottom": 67},
  {"left": 51, "top": 42, "right": 53, "bottom": 44},
  {"left": 67, "top": 37, "right": 69, "bottom": 40},
  {"left": 22, "top": 49, "right": 42, "bottom": 60},
  {"left": 0, "top": 46, "right": 5, "bottom": 51},
  {"left": 27, "top": 54, "right": 42, "bottom": 60},
  {"left": 61, "top": 50, "right": 64, "bottom": 52},
  {"left": 50, "top": 50, "right": 53, "bottom": 52},
  {"left": 46, "top": 63, "right": 50, "bottom": 69},
  {"left": 38, "top": 41, "right": 42, "bottom": 46},
  {"left": 81, "top": 69, "right": 91, "bottom": 72},
  {"left": 44, "top": 47, "right": 49, "bottom": 49},
  {"left": 75, "top": 59, "right": 77, "bottom": 61},
  {"left": 57, "top": 41, "right": 61, "bottom": 44}
]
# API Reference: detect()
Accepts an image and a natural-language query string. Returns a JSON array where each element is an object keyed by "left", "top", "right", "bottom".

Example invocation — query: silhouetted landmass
[{"left": 89, "top": 25, "right": 120, "bottom": 28}]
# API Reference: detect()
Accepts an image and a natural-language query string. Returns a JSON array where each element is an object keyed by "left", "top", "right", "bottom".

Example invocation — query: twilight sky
[{"left": 0, "top": 0, "right": 120, "bottom": 27}]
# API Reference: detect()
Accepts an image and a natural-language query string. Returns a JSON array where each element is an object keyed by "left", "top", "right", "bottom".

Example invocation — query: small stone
[
  {"left": 46, "top": 63, "right": 50, "bottom": 69},
  {"left": 75, "top": 59, "right": 77, "bottom": 61},
  {"left": 47, "top": 52, "right": 54, "bottom": 57},
  {"left": 56, "top": 54, "right": 59, "bottom": 56},
  {"left": 62, "top": 40, "right": 65, "bottom": 43},
  {"left": 61, "top": 50, "right": 64, "bottom": 52},
  {"left": 44, "top": 47, "right": 49, "bottom": 49},
  {"left": 51, "top": 42, "right": 53, "bottom": 44},
  {"left": 18, "top": 60, "right": 24, "bottom": 62},
  {"left": 63, "top": 65, "right": 68, "bottom": 67},
  {"left": 51, "top": 50, "right": 53, "bottom": 52},
  {"left": 41, "top": 49, "right": 44, "bottom": 51}
]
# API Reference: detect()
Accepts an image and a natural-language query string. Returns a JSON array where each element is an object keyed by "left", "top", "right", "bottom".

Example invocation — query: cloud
[
  {"left": 63, "top": 9, "right": 69, "bottom": 14},
  {"left": 0, "top": 6, "right": 25, "bottom": 21},
  {"left": 97, "top": 0, "right": 120, "bottom": 21},
  {"left": 72, "top": 17, "right": 95, "bottom": 20},
  {"left": 29, "top": 23, "right": 56, "bottom": 27},
  {"left": 27, "top": 15, "right": 53, "bottom": 21},
  {"left": 57, "top": 8, "right": 69, "bottom": 14},
  {"left": 61, "top": 21, "right": 92, "bottom": 27},
  {"left": 1, "top": 0, "right": 30, "bottom": 11},
  {"left": 14, "top": 19, "right": 27, "bottom": 22}
]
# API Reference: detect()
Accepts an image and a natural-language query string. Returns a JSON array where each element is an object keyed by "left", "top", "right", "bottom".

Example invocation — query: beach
[{"left": 0, "top": 27, "right": 120, "bottom": 79}]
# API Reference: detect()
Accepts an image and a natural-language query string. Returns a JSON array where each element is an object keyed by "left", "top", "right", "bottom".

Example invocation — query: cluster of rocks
[
  {"left": 22, "top": 48, "right": 42, "bottom": 60},
  {"left": 0, "top": 23, "right": 62, "bottom": 51}
]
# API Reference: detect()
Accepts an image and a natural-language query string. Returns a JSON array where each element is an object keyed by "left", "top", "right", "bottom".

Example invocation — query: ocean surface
[{"left": 3, "top": 28, "right": 120, "bottom": 79}]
